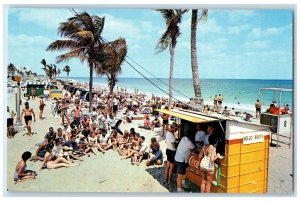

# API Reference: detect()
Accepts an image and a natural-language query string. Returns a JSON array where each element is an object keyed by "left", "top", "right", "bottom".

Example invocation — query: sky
[{"left": 5, "top": 7, "right": 293, "bottom": 79}]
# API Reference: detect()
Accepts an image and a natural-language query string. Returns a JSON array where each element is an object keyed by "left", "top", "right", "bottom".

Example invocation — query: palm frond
[
  {"left": 198, "top": 9, "right": 208, "bottom": 23},
  {"left": 56, "top": 48, "right": 87, "bottom": 63},
  {"left": 92, "top": 16, "right": 105, "bottom": 38},
  {"left": 46, "top": 40, "right": 78, "bottom": 51}
]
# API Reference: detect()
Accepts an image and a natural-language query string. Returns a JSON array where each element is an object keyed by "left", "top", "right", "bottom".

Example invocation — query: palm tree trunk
[
  {"left": 89, "top": 62, "right": 93, "bottom": 112},
  {"left": 191, "top": 9, "right": 201, "bottom": 98},
  {"left": 168, "top": 46, "right": 175, "bottom": 109}
]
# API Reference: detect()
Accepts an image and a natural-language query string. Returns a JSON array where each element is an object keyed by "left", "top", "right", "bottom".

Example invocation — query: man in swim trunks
[
  {"left": 217, "top": 94, "right": 224, "bottom": 110},
  {"left": 39, "top": 96, "right": 45, "bottom": 120},
  {"left": 21, "top": 102, "right": 36, "bottom": 136},
  {"left": 255, "top": 100, "right": 262, "bottom": 118},
  {"left": 71, "top": 104, "right": 82, "bottom": 125}
]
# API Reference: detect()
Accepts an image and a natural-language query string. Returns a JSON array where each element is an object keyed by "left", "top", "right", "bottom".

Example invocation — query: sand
[{"left": 5, "top": 91, "right": 294, "bottom": 194}]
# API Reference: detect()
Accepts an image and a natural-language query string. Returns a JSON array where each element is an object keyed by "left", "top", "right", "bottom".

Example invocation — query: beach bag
[{"left": 200, "top": 147, "right": 215, "bottom": 172}]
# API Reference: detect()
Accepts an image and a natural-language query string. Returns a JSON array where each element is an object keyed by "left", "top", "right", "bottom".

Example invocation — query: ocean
[{"left": 65, "top": 77, "right": 293, "bottom": 112}]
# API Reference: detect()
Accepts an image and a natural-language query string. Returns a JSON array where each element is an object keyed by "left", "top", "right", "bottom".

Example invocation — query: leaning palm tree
[
  {"left": 46, "top": 11, "right": 105, "bottom": 112},
  {"left": 190, "top": 9, "right": 208, "bottom": 103},
  {"left": 94, "top": 38, "right": 127, "bottom": 95},
  {"left": 63, "top": 65, "right": 71, "bottom": 79},
  {"left": 156, "top": 9, "right": 187, "bottom": 108}
]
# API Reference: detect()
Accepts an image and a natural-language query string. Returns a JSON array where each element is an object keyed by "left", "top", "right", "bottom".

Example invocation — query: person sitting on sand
[
  {"left": 146, "top": 141, "right": 163, "bottom": 166},
  {"left": 138, "top": 116, "right": 151, "bottom": 130},
  {"left": 14, "top": 151, "right": 37, "bottom": 183},
  {"left": 81, "top": 115, "right": 90, "bottom": 128},
  {"left": 150, "top": 115, "right": 161, "bottom": 130},
  {"left": 44, "top": 127, "right": 57, "bottom": 143},
  {"left": 20, "top": 102, "right": 36, "bottom": 136},
  {"left": 104, "top": 130, "right": 120, "bottom": 151},
  {"left": 132, "top": 136, "right": 148, "bottom": 165},
  {"left": 56, "top": 127, "right": 66, "bottom": 143},
  {"left": 31, "top": 139, "right": 54, "bottom": 162},
  {"left": 222, "top": 106, "right": 230, "bottom": 116},
  {"left": 117, "top": 130, "right": 130, "bottom": 154},
  {"left": 85, "top": 132, "right": 99, "bottom": 156},
  {"left": 89, "top": 116, "right": 99, "bottom": 132},
  {"left": 121, "top": 133, "right": 141, "bottom": 160}
]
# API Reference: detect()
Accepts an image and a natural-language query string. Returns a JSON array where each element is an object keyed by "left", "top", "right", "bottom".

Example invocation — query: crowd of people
[{"left": 14, "top": 86, "right": 172, "bottom": 184}]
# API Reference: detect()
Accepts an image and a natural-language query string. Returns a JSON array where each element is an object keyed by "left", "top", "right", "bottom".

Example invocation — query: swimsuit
[
  {"left": 24, "top": 115, "right": 32, "bottom": 125},
  {"left": 13, "top": 164, "right": 27, "bottom": 181}
]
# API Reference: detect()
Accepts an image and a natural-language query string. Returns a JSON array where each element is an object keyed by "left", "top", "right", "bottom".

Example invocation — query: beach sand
[{"left": 5, "top": 92, "right": 294, "bottom": 194}]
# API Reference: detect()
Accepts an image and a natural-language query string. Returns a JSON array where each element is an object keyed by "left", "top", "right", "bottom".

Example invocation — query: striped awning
[
  {"left": 26, "top": 81, "right": 51, "bottom": 86},
  {"left": 155, "top": 109, "right": 219, "bottom": 123}
]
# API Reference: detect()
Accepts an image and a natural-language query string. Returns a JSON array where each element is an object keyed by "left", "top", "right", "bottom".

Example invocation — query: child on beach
[{"left": 14, "top": 151, "right": 37, "bottom": 183}]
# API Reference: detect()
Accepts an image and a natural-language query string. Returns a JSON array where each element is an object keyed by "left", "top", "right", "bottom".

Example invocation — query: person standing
[
  {"left": 60, "top": 99, "right": 70, "bottom": 125},
  {"left": 255, "top": 100, "right": 262, "bottom": 118},
  {"left": 39, "top": 96, "right": 45, "bottom": 120},
  {"left": 31, "top": 87, "right": 36, "bottom": 100},
  {"left": 217, "top": 94, "right": 223, "bottom": 110},
  {"left": 174, "top": 131, "right": 195, "bottom": 192},
  {"left": 20, "top": 102, "right": 36, "bottom": 136},
  {"left": 165, "top": 122, "right": 179, "bottom": 187},
  {"left": 198, "top": 137, "right": 221, "bottom": 193},
  {"left": 213, "top": 95, "right": 218, "bottom": 111},
  {"left": 161, "top": 107, "right": 170, "bottom": 137}
]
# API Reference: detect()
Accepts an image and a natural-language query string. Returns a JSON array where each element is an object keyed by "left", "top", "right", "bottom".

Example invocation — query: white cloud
[
  {"left": 243, "top": 40, "right": 270, "bottom": 49},
  {"left": 12, "top": 8, "right": 73, "bottom": 29},
  {"left": 8, "top": 34, "right": 52, "bottom": 48},
  {"left": 249, "top": 24, "right": 292, "bottom": 38},
  {"left": 227, "top": 24, "right": 251, "bottom": 34},
  {"left": 228, "top": 10, "right": 257, "bottom": 21}
]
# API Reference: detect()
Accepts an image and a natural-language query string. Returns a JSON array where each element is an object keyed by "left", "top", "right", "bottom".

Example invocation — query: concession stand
[{"left": 156, "top": 108, "right": 271, "bottom": 193}]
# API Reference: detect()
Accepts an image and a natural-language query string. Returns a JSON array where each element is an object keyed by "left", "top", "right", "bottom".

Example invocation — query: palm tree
[
  {"left": 53, "top": 64, "right": 57, "bottom": 79},
  {"left": 191, "top": 9, "right": 208, "bottom": 102},
  {"left": 41, "top": 59, "right": 48, "bottom": 77},
  {"left": 47, "top": 11, "right": 105, "bottom": 112},
  {"left": 94, "top": 38, "right": 127, "bottom": 95},
  {"left": 63, "top": 65, "right": 71, "bottom": 79},
  {"left": 57, "top": 68, "right": 61, "bottom": 78},
  {"left": 7, "top": 63, "right": 16, "bottom": 77},
  {"left": 156, "top": 9, "right": 187, "bottom": 108}
]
